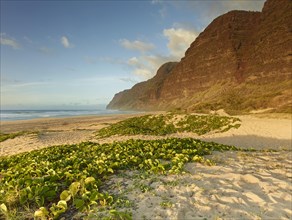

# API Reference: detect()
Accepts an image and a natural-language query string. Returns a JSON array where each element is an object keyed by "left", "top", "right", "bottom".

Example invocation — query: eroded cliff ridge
[{"left": 107, "top": 0, "right": 292, "bottom": 113}]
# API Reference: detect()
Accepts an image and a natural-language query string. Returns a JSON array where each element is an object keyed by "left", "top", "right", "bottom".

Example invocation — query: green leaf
[
  {"left": 84, "top": 177, "right": 95, "bottom": 185},
  {"left": 69, "top": 182, "right": 80, "bottom": 196},
  {"left": 107, "top": 168, "right": 114, "bottom": 173},
  {"left": 44, "top": 190, "right": 56, "bottom": 201},
  {"left": 35, "top": 195, "right": 45, "bottom": 207},
  {"left": 57, "top": 200, "right": 67, "bottom": 210},
  {"left": 89, "top": 191, "right": 99, "bottom": 201},
  {"left": 34, "top": 207, "right": 49, "bottom": 218},
  {"left": 0, "top": 125, "right": 242, "bottom": 217},
  {"left": 60, "top": 190, "right": 71, "bottom": 202},
  {"left": 0, "top": 203, "right": 7, "bottom": 213},
  {"left": 80, "top": 195, "right": 88, "bottom": 204},
  {"left": 73, "top": 199, "right": 85, "bottom": 209},
  {"left": 50, "top": 203, "right": 66, "bottom": 218}
]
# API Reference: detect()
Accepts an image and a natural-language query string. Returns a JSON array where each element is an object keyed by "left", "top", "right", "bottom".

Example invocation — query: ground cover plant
[
  {"left": 0, "top": 138, "right": 239, "bottom": 219},
  {"left": 97, "top": 113, "right": 241, "bottom": 137}
]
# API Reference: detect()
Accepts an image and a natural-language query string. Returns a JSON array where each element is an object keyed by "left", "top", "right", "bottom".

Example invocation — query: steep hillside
[
  {"left": 107, "top": 62, "right": 178, "bottom": 110},
  {"left": 107, "top": 0, "right": 292, "bottom": 113}
]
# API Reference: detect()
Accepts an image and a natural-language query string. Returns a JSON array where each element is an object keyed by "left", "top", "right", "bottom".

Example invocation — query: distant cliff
[
  {"left": 107, "top": 62, "right": 178, "bottom": 110},
  {"left": 107, "top": 0, "right": 292, "bottom": 113}
]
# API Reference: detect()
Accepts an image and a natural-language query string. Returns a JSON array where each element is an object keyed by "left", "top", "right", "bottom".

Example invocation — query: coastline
[
  {"left": 0, "top": 112, "right": 291, "bottom": 219},
  {"left": 0, "top": 112, "right": 154, "bottom": 156},
  {"left": 0, "top": 112, "right": 148, "bottom": 133},
  {"left": 0, "top": 112, "right": 291, "bottom": 157}
]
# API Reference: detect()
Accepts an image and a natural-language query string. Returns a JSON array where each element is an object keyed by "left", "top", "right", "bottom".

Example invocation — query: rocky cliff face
[
  {"left": 107, "top": 0, "right": 292, "bottom": 113},
  {"left": 107, "top": 62, "right": 178, "bottom": 110}
]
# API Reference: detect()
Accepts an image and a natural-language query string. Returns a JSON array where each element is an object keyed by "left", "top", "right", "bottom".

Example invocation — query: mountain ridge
[{"left": 107, "top": 0, "right": 292, "bottom": 113}]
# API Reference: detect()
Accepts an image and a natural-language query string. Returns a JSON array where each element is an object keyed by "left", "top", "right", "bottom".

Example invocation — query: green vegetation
[
  {"left": 175, "top": 114, "right": 241, "bottom": 135},
  {"left": 192, "top": 80, "right": 292, "bottom": 114},
  {"left": 98, "top": 114, "right": 176, "bottom": 137},
  {"left": 97, "top": 114, "right": 241, "bottom": 137},
  {"left": 0, "top": 138, "right": 239, "bottom": 219},
  {"left": 0, "top": 131, "right": 35, "bottom": 143}
]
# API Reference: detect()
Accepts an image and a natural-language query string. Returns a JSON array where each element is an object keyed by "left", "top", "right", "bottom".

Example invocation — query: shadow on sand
[{"left": 201, "top": 134, "right": 292, "bottom": 150}]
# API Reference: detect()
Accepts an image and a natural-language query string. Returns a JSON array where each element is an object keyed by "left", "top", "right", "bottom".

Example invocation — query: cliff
[
  {"left": 107, "top": 0, "right": 292, "bottom": 113},
  {"left": 107, "top": 62, "right": 178, "bottom": 110}
]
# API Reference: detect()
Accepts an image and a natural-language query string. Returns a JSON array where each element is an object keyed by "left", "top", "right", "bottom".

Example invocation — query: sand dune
[{"left": 95, "top": 115, "right": 291, "bottom": 150}]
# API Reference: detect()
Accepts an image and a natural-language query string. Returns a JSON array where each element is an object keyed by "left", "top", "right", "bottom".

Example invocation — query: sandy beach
[
  {"left": 0, "top": 113, "right": 147, "bottom": 156},
  {"left": 0, "top": 113, "right": 291, "bottom": 219}
]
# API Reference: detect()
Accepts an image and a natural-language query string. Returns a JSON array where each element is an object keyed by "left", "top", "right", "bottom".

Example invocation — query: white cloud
[
  {"left": 133, "top": 68, "right": 153, "bottom": 78},
  {"left": 126, "top": 54, "right": 172, "bottom": 79},
  {"left": 126, "top": 56, "right": 153, "bottom": 79},
  {"left": 118, "top": 24, "right": 199, "bottom": 80},
  {"left": 144, "top": 55, "right": 172, "bottom": 70},
  {"left": 0, "top": 33, "right": 21, "bottom": 49},
  {"left": 61, "top": 36, "right": 72, "bottom": 48},
  {"left": 163, "top": 27, "right": 198, "bottom": 58},
  {"left": 120, "top": 39, "right": 155, "bottom": 52},
  {"left": 127, "top": 57, "right": 140, "bottom": 66},
  {"left": 120, "top": 26, "right": 198, "bottom": 80}
]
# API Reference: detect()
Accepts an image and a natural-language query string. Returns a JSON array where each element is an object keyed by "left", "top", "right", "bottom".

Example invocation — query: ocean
[{"left": 0, "top": 109, "right": 133, "bottom": 121}]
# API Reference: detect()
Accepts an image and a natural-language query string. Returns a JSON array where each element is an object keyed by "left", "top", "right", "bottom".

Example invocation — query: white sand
[
  {"left": 96, "top": 115, "right": 292, "bottom": 150},
  {"left": 0, "top": 113, "right": 291, "bottom": 219},
  {"left": 105, "top": 151, "right": 291, "bottom": 219},
  {"left": 195, "top": 115, "right": 292, "bottom": 150},
  {"left": 0, "top": 113, "right": 146, "bottom": 156}
]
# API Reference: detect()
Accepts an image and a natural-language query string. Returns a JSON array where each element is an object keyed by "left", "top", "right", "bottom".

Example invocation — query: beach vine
[
  {"left": 97, "top": 114, "right": 241, "bottom": 138},
  {"left": 0, "top": 138, "right": 239, "bottom": 219}
]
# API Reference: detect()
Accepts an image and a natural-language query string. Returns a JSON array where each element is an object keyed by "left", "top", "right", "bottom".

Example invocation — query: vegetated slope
[{"left": 107, "top": 0, "right": 292, "bottom": 113}]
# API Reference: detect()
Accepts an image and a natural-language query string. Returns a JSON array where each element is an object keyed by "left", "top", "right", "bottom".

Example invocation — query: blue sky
[{"left": 0, "top": 0, "right": 265, "bottom": 110}]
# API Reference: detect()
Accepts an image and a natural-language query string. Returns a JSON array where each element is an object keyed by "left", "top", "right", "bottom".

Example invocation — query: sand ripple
[{"left": 104, "top": 151, "right": 292, "bottom": 219}]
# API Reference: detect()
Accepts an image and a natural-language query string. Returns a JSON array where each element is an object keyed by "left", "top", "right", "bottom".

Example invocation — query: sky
[{"left": 0, "top": 0, "right": 265, "bottom": 110}]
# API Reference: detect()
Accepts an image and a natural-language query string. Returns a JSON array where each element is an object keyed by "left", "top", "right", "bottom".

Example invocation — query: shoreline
[
  {"left": 0, "top": 112, "right": 150, "bottom": 133},
  {"left": 0, "top": 112, "right": 156, "bottom": 157},
  {"left": 0, "top": 112, "right": 291, "bottom": 157},
  {"left": 0, "top": 109, "right": 143, "bottom": 122},
  {"left": 1, "top": 111, "right": 290, "bottom": 132}
]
